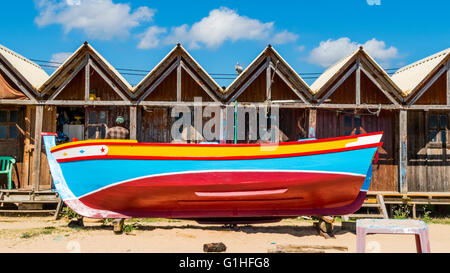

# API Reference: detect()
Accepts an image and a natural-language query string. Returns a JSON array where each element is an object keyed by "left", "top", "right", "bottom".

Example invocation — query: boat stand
[
  {"left": 113, "top": 218, "right": 125, "bottom": 234},
  {"left": 313, "top": 216, "right": 335, "bottom": 239}
]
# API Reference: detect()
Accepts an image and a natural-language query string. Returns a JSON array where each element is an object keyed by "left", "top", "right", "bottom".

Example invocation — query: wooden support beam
[
  {"left": 129, "top": 105, "right": 137, "bottom": 140},
  {"left": 177, "top": 57, "right": 181, "bottom": 102},
  {"left": 224, "top": 56, "right": 267, "bottom": 99},
  {"left": 22, "top": 106, "right": 32, "bottom": 188},
  {"left": 447, "top": 61, "right": 450, "bottom": 106},
  {"left": 359, "top": 57, "right": 404, "bottom": 102},
  {"left": 266, "top": 57, "right": 271, "bottom": 101},
  {"left": 0, "top": 99, "right": 36, "bottom": 105},
  {"left": 356, "top": 58, "right": 361, "bottom": 105},
  {"left": 407, "top": 105, "right": 450, "bottom": 110},
  {"left": 179, "top": 51, "right": 222, "bottom": 96},
  {"left": 40, "top": 55, "right": 85, "bottom": 96},
  {"left": 408, "top": 65, "right": 447, "bottom": 105},
  {"left": 318, "top": 64, "right": 357, "bottom": 105},
  {"left": 48, "top": 59, "right": 88, "bottom": 101},
  {"left": 132, "top": 54, "right": 178, "bottom": 99},
  {"left": 32, "top": 105, "right": 43, "bottom": 192},
  {"left": 272, "top": 58, "right": 313, "bottom": 100},
  {"left": 180, "top": 61, "right": 220, "bottom": 102},
  {"left": 85, "top": 58, "right": 90, "bottom": 101},
  {"left": 360, "top": 66, "right": 399, "bottom": 105},
  {"left": 269, "top": 64, "right": 309, "bottom": 104},
  {"left": 44, "top": 100, "right": 131, "bottom": 106},
  {"left": 0, "top": 63, "right": 36, "bottom": 101},
  {"left": 308, "top": 109, "right": 317, "bottom": 139},
  {"left": 138, "top": 60, "right": 179, "bottom": 103},
  {"left": 88, "top": 53, "right": 134, "bottom": 98},
  {"left": 399, "top": 109, "right": 408, "bottom": 194},
  {"left": 89, "top": 59, "right": 130, "bottom": 102},
  {"left": 228, "top": 61, "right": 268, "bottom": 103}
]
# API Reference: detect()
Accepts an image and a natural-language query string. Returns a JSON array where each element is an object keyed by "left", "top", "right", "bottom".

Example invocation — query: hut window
[
  {"left": 343, "top": 114, "right": 362, "bottom": 136},
  {"left": 428, "top": 114, "right": 447, "bottom": 143},
  {"left": 0, "top": 109, "right": 19, "bottom": 140},
  {"left": 86, "top": 110, "right": 107, "bottom": 139}
]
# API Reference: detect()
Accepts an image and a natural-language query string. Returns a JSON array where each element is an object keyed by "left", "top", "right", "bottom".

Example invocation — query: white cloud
[
  {"left": 35, "top": 0, "right": 155, "bottom": 40},
  {"left": 50, "top": 52, "right": 72, "bottom": 64},
  {"left": 270, "top": 30, "right": 298, "bottom": 45},
  {"left": 161, "top": 7, "right": 296, "bottom": 49},
  {"left": 137, "top": 26, "right": 167, "bottom": 49},
  {"left": 308, "top": 37, "right": 399, "bottom": 67},
  {"left": 363, "top": 38, "right": 398, "bottom": 61}
]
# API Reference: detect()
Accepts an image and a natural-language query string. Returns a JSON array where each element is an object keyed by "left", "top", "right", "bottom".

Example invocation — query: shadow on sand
[{"left": 69, "top": 220, "right": 355, "bottom": 238}]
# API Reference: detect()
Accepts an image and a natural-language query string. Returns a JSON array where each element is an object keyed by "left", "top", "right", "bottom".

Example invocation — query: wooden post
[
  {"left": 447, "top": 61, "right": 450, "bottom": 106},
  {"left": 129, "top": 105, "right": 137, "bottom": 140},
  {"left": 22, "top": 106, "right": 32, "bottom": 188},
  {"left": 266, "top": 57, "right": 271, "bottom": 101},
  {"left": 399, "top": 109, "right": 408, "bottom": 194},
  {"left": 308, "top": 109, "right": 317, "bottom": 139},
  {"left": 356, "top": 58, "right": 361, "bottom": 105},
  {"left": 177, "top": 57, "right": 182, "bottom": 102},
  {"left": 32, "top": 105, "right": 43, "bottom": 192},
  {"left": 85, "top": 58, "right": 90, "bottom": 101}
]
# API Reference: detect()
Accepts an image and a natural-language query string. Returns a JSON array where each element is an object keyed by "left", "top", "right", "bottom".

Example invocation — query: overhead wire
[{"left": 30, "top": 58, "right": 400, "bottom": 82}]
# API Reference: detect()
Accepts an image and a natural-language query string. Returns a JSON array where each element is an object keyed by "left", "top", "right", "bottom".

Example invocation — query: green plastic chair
[{"left": 0, "top": 156, "right": 15, "bottom": 190}]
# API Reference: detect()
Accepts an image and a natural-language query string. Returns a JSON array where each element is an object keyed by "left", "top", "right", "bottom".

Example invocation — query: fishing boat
[{"left": 42, "top": 132, "right": 382, "bottom": 223}]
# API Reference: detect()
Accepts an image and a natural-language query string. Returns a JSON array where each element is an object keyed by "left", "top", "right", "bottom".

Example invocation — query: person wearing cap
[{"left": 105, "top": 115, "right": 129, "bottom": 139}]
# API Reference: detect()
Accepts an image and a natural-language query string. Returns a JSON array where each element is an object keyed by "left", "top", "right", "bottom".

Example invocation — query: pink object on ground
[{"left": 356, "top": 219, "right": 431, "bottom": 253}]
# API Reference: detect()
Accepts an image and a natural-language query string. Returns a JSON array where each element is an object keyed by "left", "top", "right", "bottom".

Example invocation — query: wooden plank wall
[
  {"left": 139, "top": 107, "right": 172, "bottom": 143},
  {"left": 316, "top": 109, "right": 398, "bottom": 191},
  {"left": 38, "top": 106, "right": 56, "bottom": 190},
  {"left": 407, "top": 110, "right": 449, "bottom": 192}
]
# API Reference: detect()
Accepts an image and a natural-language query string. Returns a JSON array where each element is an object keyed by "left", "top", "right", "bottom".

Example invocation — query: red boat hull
[{"left": 75, "top": 171, "right": 366, "bottom": 219}]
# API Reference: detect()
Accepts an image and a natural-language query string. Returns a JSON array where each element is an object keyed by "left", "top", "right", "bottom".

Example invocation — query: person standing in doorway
[
  {"left": 105, "top": 115, "right": 129, "bottom": 233},
  {"left": 106, "top": 116, "right": 129, "bottom": 140}
]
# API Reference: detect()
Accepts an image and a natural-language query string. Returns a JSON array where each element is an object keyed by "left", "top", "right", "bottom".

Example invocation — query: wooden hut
[
  {"left": 0, "top": 44, "right": 49, "bottom": 192},
  {"left": 391, "top": 48, "right": 450, "bottom": 193},
  {"left": 33, "top": 42, "right": 135, "bottom": 195},
  {"left": 309, "top": 47, "right": 404, "bottom": 192},
  {"left": 223, "top": 45, "right": 313, "bottom": 142},
  {"left": 133, "top": 44, "right": 223, "bottom": 143}
]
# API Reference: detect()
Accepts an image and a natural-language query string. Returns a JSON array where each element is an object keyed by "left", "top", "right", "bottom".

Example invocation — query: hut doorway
[
  {"left": 55, "top": 107, "right": 85, "bottom": 144},
  {"left": 0, "top": 106, "right": 25, "bottom": 189}
]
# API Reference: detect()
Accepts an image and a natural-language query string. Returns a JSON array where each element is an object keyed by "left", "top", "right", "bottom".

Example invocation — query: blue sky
[{"left": 2, "top": 0, "right": 449, "bottom": 87}]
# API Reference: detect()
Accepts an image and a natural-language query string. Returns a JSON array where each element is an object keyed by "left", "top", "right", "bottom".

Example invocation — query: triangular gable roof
[
  {"left": 0, "top": 44, "right": 48, "bottom": 97},
  {"left": 391, "top": 48, "right": 450, "bottom": 97},
  {"left": 39, "top": 42, "right": 133, "bottom": 99},
  {"left": 310, "top": 47, "right": 403, "bottom": 100},
  {"left": 223, "top": 45, "right": 312, "bottom": 103},
  {"left": 133, "top": 44, "right": 223, "bottom": 101}
]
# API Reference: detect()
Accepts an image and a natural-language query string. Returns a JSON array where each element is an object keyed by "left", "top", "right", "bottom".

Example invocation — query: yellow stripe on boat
[{"left": 104, "top": 138, "right": 358, "bottom": 158}]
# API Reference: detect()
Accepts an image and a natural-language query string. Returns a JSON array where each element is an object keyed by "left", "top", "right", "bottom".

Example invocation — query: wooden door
[
  {"left": 425, "top": 112, "right": 449, "bottom": 192},
  {"left": 139, "top": 107, "right": 172, "bottom": 143}
]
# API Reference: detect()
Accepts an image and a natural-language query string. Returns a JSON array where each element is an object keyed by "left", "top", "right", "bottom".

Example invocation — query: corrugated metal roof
[
  {"left": 224, "top": 45, "right": 312, "bottom": 97},
  {"left": 391, "top": 48, "right": 450, "bottom": 96},
  {"left": 309, "top": 50, "right": 358, "bottom": 94},
  {"left": 133, "top": 45, "right": 179, "bottom": 92},
  {"left": 87, "top": 44, "right": 133, "bottom": 91},
  {"left": 0, "top": 44, "right": 49, "bottom": 89},
  {"left": 40, "top": 42, "right": 133, "bottom": 93},
  {"left": 309, "top": 47, "right": 404, "bottom": 97},
  {"left": 133, "top": 44, "right": 223, "bottom": 96}
]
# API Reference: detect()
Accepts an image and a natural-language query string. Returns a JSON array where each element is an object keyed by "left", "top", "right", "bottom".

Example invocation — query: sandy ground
[{"left": 0, "top": 216, "right": 449, "bottom": 253}]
